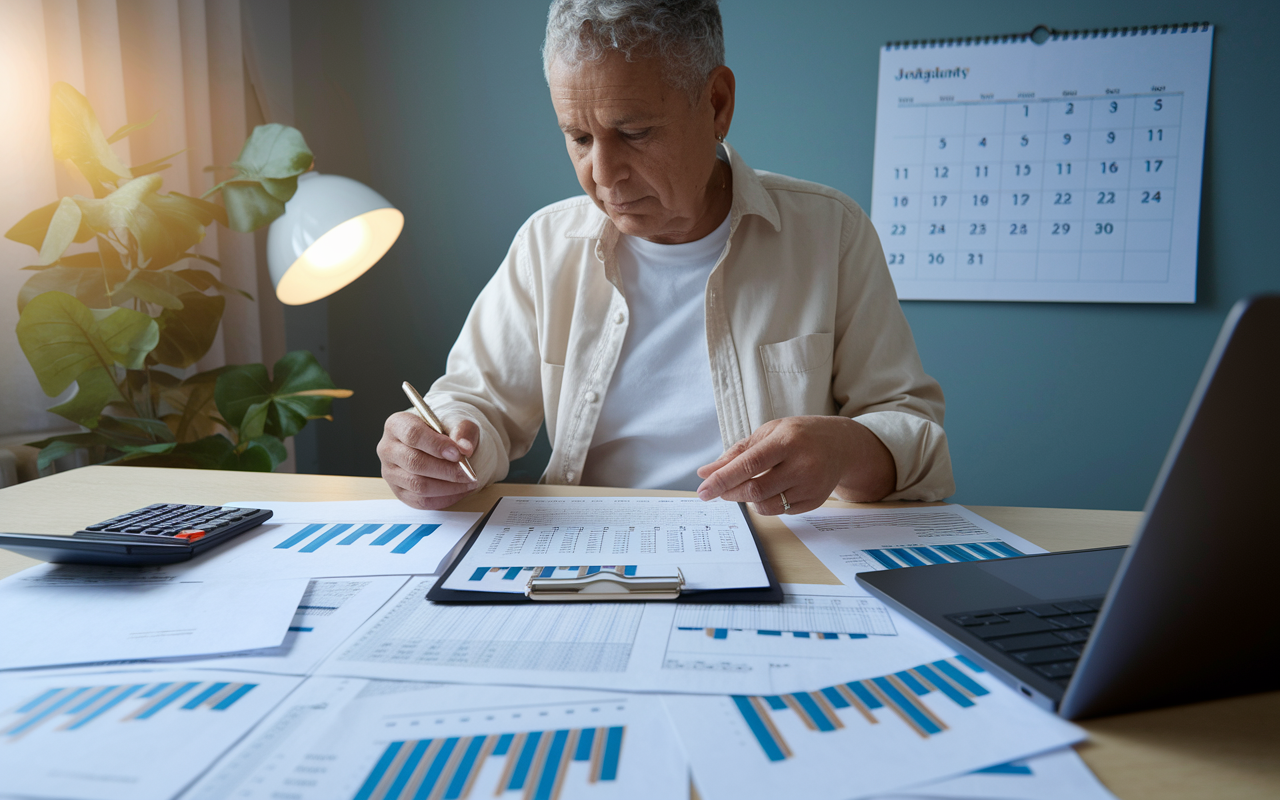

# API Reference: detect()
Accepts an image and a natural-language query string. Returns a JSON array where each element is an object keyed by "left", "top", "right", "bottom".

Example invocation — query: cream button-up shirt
[{"left": 426, "top": 143, "right": 955, "bottom": 501}]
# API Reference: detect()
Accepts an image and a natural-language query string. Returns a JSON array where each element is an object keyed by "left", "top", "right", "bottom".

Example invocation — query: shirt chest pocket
[{"left": 758, "top": 332, "right": 837, "bottom": 420}]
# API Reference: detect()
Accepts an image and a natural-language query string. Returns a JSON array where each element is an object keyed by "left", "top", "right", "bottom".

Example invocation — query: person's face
[{"left": 549, "top": 50, "right": 734, "bottom": 244}]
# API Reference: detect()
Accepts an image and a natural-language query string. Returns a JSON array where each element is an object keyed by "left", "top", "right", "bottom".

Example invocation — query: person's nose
[{"left": 590, "top": 137, "right": 629, "bottom": 192}]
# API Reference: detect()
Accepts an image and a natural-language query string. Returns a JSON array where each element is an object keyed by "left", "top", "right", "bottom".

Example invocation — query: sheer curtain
[{"left": 0, "top": 0, "right": 289, "bottom": 477}]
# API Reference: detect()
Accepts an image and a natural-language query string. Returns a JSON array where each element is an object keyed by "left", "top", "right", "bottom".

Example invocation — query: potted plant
[{"left": 6, "top": 83, "right": 351, "bottom": 473}]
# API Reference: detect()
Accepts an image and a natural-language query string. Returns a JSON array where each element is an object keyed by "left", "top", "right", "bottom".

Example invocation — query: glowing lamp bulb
[{"left": 267, "top": 173, "right": 404, "bottom": 305}]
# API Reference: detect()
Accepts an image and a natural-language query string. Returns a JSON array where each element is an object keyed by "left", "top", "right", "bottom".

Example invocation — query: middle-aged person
[{"left": 378, "top": 0, "right": 954, "bottom": 515}]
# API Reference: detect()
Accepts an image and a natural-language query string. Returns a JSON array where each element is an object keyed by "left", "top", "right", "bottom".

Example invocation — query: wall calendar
[{"left": 870, "top": 24, "right": 1213, "bottom": 303}]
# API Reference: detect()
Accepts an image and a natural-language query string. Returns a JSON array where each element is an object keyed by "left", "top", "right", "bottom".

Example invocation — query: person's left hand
[{"left": 695, "top": 416, "right": 896, "bottom": 515}]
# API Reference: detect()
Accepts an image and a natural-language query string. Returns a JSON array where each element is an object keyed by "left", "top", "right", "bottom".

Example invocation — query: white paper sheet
[
  {"left": 180, "top": 500, "right": 484, "bottom": 580},
  {"left": 183, "top": 677, "right": 688, "bottom": 800},
  {"left": 780, "top": 506, "right": 1044, "bottom": 585},
  {"left": 0, "top": 668, "right": 301, "bottom": 800},
  {"left": 0, "top": 564, "right": 306, "bottom": 670},
  {"left": 317, "top": 579, "right": 953, "bottom": 695},
  {"left": 664, "top": 654, "right": 1083, "bottom": 800},
  {"left": 440, "top": 496, "right": 767, "bottom": 594},
  {"left": 875, "top": 747, "right": 1117, "bottom": 800},
  {"left": 136, "top": 576, "right": 408, "bottom": 675}
]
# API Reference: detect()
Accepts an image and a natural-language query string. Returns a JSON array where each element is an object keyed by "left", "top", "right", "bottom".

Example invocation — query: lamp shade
[{"left": 266, "top": 172, "right": 404, "bottom": 305}]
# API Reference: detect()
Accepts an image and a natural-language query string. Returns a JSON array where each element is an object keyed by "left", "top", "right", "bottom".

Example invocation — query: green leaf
[
  {"left": 215, "top": 350, "right": 350, "bottom": 440},
  {"left": 149, "top": 292, "right": 225, "bottom": 368},
  {"left": 219, "top": 181, "right": 285, "bottom": 233},
  {"left": 106, "top": 112, "right": 157, "bottom": 144},
  {"left": 19, "top": 264, "right": 111, "bottom": 313},
  {"left": 16, "top": 292, "right": 159, "bottom": 395},
  {"left": 130, "top": 148, "right": 185, "bottom": 177},
  {"left": 27, "top": 431, "right": 120, "bottom": 472},
  {"left": 46, "top": 367, "right": 124, "bottom": 428},
  {"left": 33, "top": 437, "right": 85, "bottom": 472},
  {"left": 38, "top": 198, "right": 83, "bottom": 265},
  {"left": 230, "top": 124, "right": 313, "bottom": 181},
  {"left": 104, "top": 442, "right": 178, "bottom": 464},
  {"left": 106, "top": 416, "right": 175, "bottom": 442},
  {"left": 237, "top": 435, "right": 285, "bottom": 471},
  {"left": 74, "top": 174, "right": 164, "bottom": 250},
  {"left": 162, "top": 367, "right": 229, "bottom": 442},
  {"left": 5, "top": 200, "right": 94, "bottom": 252},
  {"left": 121, "top": 434, "right": 236, "bottom": 469},
  {"left": 202, "top": 124, "right": 312, "bottom": 232},
  {"left": 172, "top": 268, "right": 253, "bottom": 301},
  {"left": 50, "top": 82, "right": 131, "bottom": 195},
  {"left": 259, "top": 177, "right": 298, "bottom": 203},
  {"left": 115, "top": 268, "right": 203, "bottom": 310}
]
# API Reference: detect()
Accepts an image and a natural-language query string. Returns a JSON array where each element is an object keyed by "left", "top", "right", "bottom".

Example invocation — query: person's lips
[{"left": 603, "top": 197, "right": 646, "bottom": 213}]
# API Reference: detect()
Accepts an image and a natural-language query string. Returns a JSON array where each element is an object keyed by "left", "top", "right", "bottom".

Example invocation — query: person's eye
[
  {"left": 572, "top": 134, "right": 591, "bottom": 146},
  {"left": 621, "top": 129, "right": 650, "bottom": 141}
]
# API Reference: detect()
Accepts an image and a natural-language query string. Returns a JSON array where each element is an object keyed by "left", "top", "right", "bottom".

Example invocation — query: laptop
[{"left": 857, "top": 295, "right": 1280, "bottom": 720}]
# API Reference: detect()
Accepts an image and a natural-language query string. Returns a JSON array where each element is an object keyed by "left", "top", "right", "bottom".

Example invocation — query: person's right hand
[{"left": 377, "top": 411, "right": 480, "bottom": 510}]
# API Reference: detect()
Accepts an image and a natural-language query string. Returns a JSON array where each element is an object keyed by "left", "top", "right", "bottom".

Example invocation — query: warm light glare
[
  {"left": 275, "top": 207, "right": 404, "bottom": 305},
  {"left": 306, "top": 215, "right": 371, "bottom": 270}
]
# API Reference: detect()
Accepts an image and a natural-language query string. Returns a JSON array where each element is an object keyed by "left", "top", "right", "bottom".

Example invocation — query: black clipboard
[{"left": 426, "top": 498, "right": 782, "bottom": 604}]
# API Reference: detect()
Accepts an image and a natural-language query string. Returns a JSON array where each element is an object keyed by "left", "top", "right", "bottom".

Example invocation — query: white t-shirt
[{"left": 580, "top": 213, "right": 733, "bottom": 490}]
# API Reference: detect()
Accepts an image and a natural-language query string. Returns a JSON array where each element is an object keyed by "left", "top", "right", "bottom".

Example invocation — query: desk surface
[{"left": 0, "top": 466, "right": 1274, "bottom": 799}]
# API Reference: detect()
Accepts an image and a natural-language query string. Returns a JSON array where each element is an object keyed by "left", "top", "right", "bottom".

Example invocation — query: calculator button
[{"left": 174, "top": 530, "right": 206, "bottom": 541}]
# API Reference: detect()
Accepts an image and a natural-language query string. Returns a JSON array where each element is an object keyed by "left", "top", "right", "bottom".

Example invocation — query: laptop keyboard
[{"left": 944, "top": 597, "right": 1105, "bottom": 686}]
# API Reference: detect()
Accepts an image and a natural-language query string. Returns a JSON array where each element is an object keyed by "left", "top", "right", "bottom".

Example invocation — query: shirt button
[
  {"left": 614, "top": 312, "right": 625, "bottom": 324},
  {"left": 585, "top": 391, "right": 599, "bottom": 403},
  {"left": 566, "top": 471, "right": 576, "bottom": 482}
]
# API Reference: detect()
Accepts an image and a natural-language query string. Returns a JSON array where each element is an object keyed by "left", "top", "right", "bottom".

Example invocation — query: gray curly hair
[{"left": 542, "top": 0, "right": 725, "bottom": 99}]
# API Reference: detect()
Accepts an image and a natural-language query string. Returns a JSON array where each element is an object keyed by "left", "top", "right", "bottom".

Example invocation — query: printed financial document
[
  {"left": 664, "top": 654, "right": 1083, "bottom": 800},
  {"left": 440, "top": 496, "right": 768, "bottom": 594},
  {"left": 184, "top": 677, "right": 688, "bottom": 800},
  {"left": 780, "top": 505, "right": 1044, "bottom": 585},
  {"left": 0, "top": 668, "right": 301, "bottom": 800},
  {"left": 318, "top": 579, "right": 952, "bottom": 695},
  {"left": 0, "top": 565, "right": 306, "bottom": 670}
]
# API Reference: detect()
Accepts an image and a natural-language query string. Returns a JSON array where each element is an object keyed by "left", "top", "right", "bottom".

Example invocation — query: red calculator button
[{"left": 175, "top": 530, "right": 206, "bottom": 541}]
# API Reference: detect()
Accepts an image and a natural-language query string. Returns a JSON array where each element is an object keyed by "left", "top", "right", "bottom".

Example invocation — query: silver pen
[{"left": 401, "top": 381, "right": 478, "bottom": 482}]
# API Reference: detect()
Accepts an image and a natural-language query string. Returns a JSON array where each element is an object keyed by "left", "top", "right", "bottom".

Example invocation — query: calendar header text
[{"left": 895, "top": 67, "right": 970, "bottom": 82}]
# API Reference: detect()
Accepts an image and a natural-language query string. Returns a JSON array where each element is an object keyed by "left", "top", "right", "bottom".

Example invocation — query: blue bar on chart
[
  {"left": 731, "top": 657, "right": 992, "bottom": 760},
  {"left": 2, "top": 680, "right": 259, "bottom": 740},
  {"left": 353, "top": 725, "right": 626, "bottom": 800},
  {"left": 467, "top": 565, "right": 638, "bottom": 581},
  {"left": 676, "top": 626, "right": 869, "bottom": 640},
  {"left": 274, "top": 523, "right": 438, "bottom": 554},
  {"left": 863, "top": 541, "right": 1022, "bottom": 569}
]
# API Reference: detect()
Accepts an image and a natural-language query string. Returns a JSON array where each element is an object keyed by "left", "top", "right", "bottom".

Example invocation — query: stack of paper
[{"left": 0, "top": 500, "right": 1118, "bottom": 800}]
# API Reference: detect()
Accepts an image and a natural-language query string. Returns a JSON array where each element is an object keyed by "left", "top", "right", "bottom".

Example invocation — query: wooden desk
[{"left": 1, "top": 466, "right": 1275, "bottom": 799}]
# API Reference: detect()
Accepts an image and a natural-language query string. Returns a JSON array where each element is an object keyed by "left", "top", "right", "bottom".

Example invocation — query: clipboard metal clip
[{"left": 525, "top": 569, "right": 685, "bottom": 601}]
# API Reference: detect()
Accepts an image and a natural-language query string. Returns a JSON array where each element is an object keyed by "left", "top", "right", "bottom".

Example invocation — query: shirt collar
[{"left": 564, "top": 141, "right": 782, "bottom": 240}]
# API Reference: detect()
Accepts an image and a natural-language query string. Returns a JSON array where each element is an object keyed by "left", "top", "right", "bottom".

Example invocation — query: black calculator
[{"left": 0, "top": 504, "right": 273, "bottom": 566}]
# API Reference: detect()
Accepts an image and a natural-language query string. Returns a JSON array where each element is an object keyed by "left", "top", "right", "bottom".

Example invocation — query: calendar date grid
[{"left": 874, "top": 92, "right": 1180, "bottom": 285}]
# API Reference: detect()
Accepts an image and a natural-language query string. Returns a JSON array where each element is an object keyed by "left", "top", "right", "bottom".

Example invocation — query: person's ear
[{"left": 707, "top": 65, "right": 736, "bottom": 141}]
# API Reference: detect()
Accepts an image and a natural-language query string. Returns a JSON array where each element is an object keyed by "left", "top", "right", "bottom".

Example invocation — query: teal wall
[{"left": 288, "top": 0, "right": 1280, "bottom": 510}]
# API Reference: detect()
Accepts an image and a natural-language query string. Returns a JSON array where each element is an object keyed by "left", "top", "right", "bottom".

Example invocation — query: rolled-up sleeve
[
  {"left": 834, "top": 205, "right": 955, "bottom": 501},
  {"left": 424, "top": 223, "right": 544, "bottom": 486}
]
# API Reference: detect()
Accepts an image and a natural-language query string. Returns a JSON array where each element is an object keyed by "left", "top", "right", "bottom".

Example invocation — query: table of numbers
[{"left": 870, "top": 27, "right": 1212, "bottom": 303}]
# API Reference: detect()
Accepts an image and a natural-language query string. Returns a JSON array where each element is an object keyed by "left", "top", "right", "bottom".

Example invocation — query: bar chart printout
[
  {"left": 0, "top": 670, "right": 300, "bottom": 800},
  {"left": 354, "top": 724, "right": 625, "bottom": 800},
  {"left": 663, "top": 655, "right": 1084, "bottom": 800},
  {"left": 781, "top": 506, "right": 1046, "bottom": 585},
  {"left": 207, "top": 509, "right": 482, "bottom": 580},
  {"left": 275, "top": 523, "right": 440, "bottom": 554},
  {"left": 184, "top": 681, "right": 686, "bottom": 800}
]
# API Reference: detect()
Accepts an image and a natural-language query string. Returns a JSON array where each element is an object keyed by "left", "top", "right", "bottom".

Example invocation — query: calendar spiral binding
[{"left": 884, "top": 22, "right": 1212, "bottom": 50}]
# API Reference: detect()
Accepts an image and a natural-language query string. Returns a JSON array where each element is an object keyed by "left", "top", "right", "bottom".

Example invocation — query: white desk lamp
[{"left": 266, "top": 172, "right": 404, "bottom": 305}]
